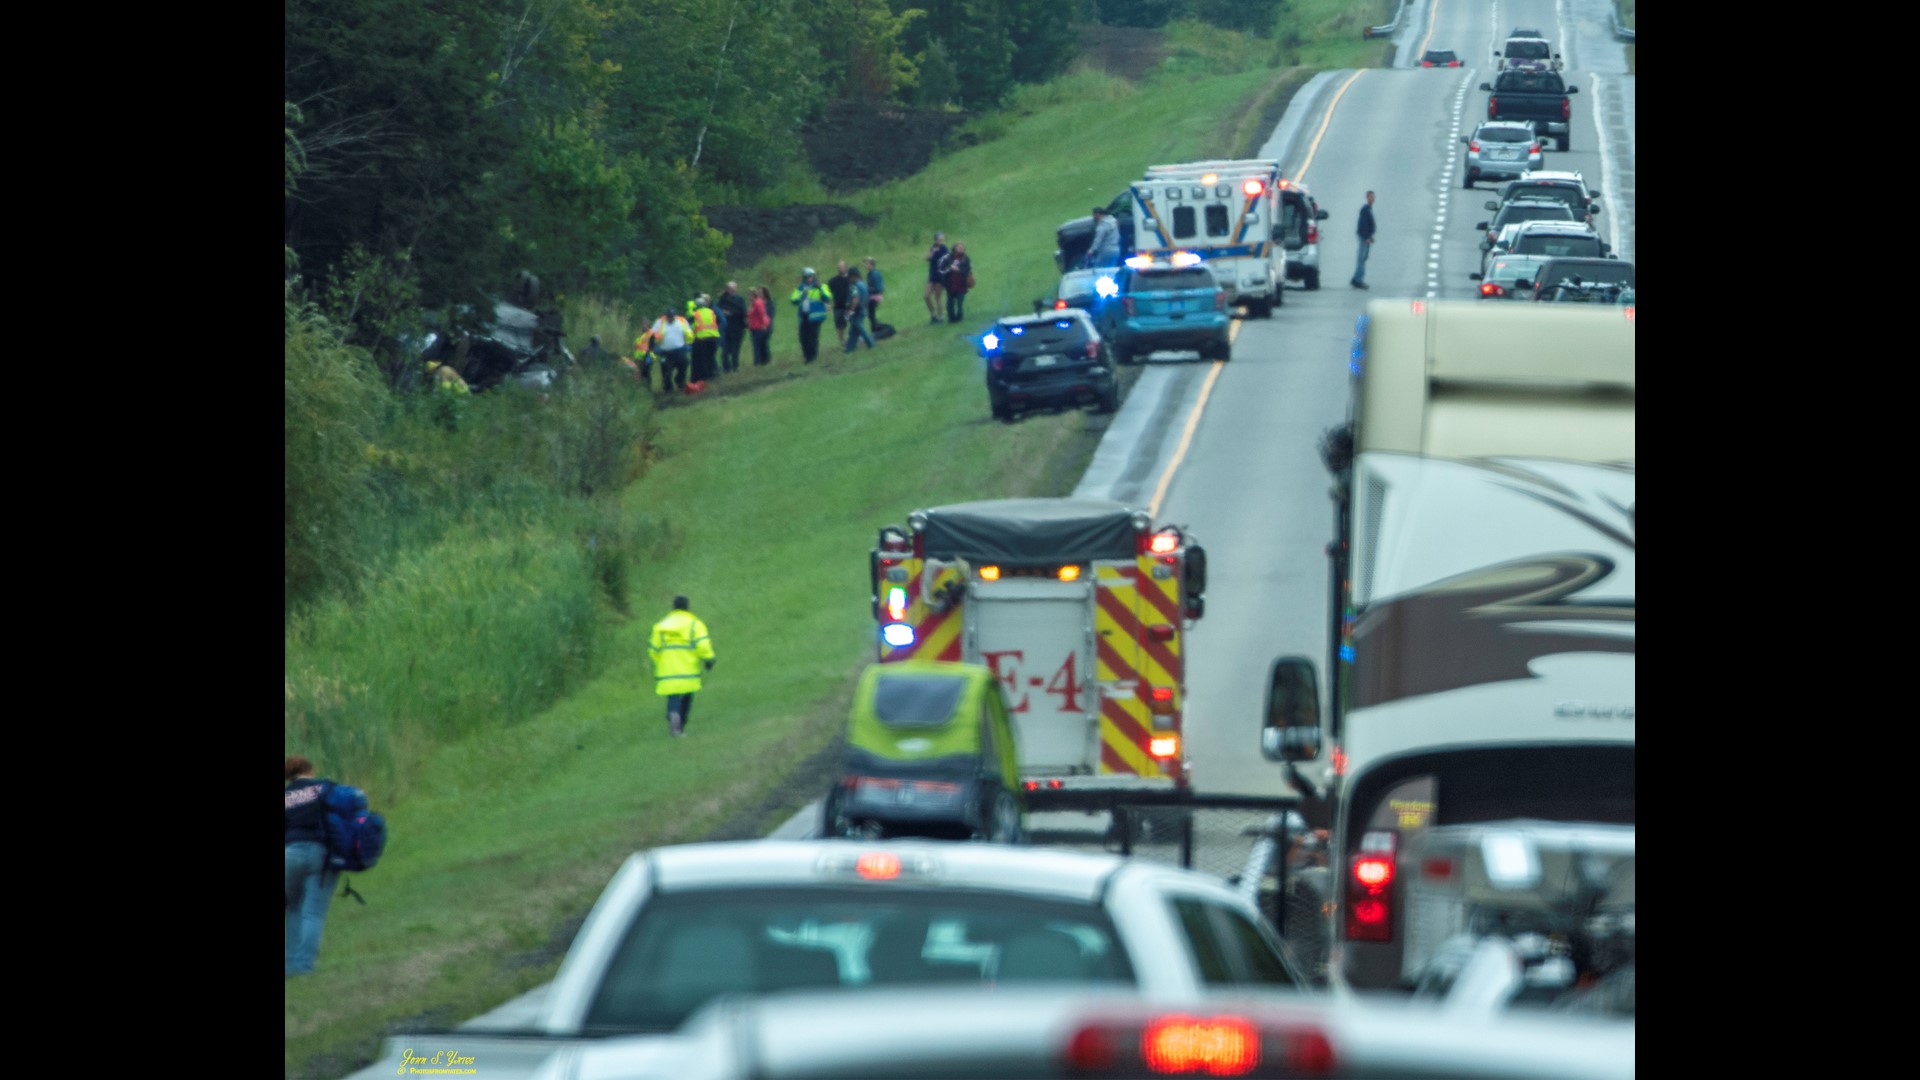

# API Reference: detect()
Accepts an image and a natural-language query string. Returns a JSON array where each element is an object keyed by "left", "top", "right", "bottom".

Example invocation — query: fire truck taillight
[
  {"left": 1148, "top": 624, "right": 1175, "bottom": 642},
  {"left": 979, "top": 565, "right": 1002, "bottom": 581},
  {"left": 1148, "top": 685, "right": 1175, "bottom": 715},
  {"left": 1057, "top": 565, "right": 1082, "bottom": 582},
  {"left": 1149, "top": 735, "right": 1179, "bottom": 758},
  {"left": 1346, "top": 833, "right": 1396, "bottom": 943},
  {"left": 1146, "top": 529, "right": 1181, "bottom": 555}
]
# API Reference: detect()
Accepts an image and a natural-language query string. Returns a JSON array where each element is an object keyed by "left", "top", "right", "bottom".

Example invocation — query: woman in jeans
[
  {"left": 748, "top": 286, "right": 773, "bottom": 366},
  {"left": 285, "top": 755, "right": 339, "bottom": 976},
  {"left": 942, "top": 243, "right": 973, "bottom": 323}
]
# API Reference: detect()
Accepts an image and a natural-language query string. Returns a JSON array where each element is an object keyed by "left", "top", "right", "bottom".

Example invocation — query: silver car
[{"left": 1461, "top": 121, "right": 1543, "bottom": 188}]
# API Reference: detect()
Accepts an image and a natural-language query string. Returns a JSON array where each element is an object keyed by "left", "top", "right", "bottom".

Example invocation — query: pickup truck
[{"left": 1479, "top": 70, "right": 1579, "bottom": 152}]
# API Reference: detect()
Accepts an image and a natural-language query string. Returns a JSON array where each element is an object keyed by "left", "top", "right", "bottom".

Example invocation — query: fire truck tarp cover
[{"left": 918, "top": 499, "right": 1139, "bottom": 564}]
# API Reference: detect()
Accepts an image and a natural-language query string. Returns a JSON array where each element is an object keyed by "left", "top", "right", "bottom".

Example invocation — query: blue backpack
[{"left": 322, "top": 783, "right": 388, "bottom": 873}]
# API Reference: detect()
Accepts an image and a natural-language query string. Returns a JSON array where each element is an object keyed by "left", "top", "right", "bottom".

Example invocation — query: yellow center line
[
  {"left": 1148, "top": 72, "right": 1358, "bottom": 518},
  {"left": 1293, "top": 70, "right": 1364, "bottom": 184},
  {"left": 1417, "top": 0, "right": 1442, "bottom": 59}
]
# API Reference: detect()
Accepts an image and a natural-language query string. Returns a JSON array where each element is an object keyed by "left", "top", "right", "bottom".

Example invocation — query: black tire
[
  {"left": 985, "top": 790, "right": 1024, "bottom": 844},
  {"left": 1113, "top": 346, "right": 1134, "bottom": 367},
  {"left": 1096, "top": 383, "right": 1119, "bottom": 414},
  {"left": 1557, "top": 133, "right": 1570, "bottom": 152},
  {"left": 1305, "top": 269, "right": 1321, "bottom": 291},
  {"left": 1214, "top": 337, "right": 1233, "bottom": 362},
  {"left": 989, "top": 389, "right": 1013, "bottom": 422},
  {"left": 1463, "top": 170, "right": 1476, "bottom": 190}
]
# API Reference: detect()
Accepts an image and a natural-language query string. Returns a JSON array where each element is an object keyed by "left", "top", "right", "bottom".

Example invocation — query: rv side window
[
  {"left": 1365, "top": 775, "right": 1437, "bottom": 833},
  {"left": 1172, "top": 206, "right": 1197, "bottom": 240},
  {"left": 1205, "top": 203, "right": 1231, "bottom": 238}
]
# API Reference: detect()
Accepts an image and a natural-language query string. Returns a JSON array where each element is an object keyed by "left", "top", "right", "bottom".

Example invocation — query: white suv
[{"left": 1276, "top": 180, "right": 1329, "bottom": 290}]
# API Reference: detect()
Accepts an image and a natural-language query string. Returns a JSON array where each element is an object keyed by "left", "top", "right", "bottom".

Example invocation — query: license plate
[
  {"left": 1493, "top": 149, "right": 1519, "bottom": 159},
  {"left": 1033, "top": 355, "right": 1057, "bottom": 367}
]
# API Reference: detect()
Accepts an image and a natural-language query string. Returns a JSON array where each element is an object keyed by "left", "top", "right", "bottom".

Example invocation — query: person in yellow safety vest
[
  {"left": 631, "top": 325, "right": 657, "bottom": 389},
  {"left": 422, "top": 359, "right": 470, "bottom": 394},
  {"left": 649, "top": 595, "right": 716, "bottom": 737},
  {"left": 689, "top": 295, "right": 721, "bottom": 383}
]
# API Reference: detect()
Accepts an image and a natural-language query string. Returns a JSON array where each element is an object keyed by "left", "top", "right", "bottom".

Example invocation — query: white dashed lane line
[{"left": 1431, "top": 78, "right": 1470, "bottom": 298}]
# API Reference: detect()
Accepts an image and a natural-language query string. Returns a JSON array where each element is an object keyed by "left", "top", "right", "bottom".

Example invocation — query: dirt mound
[
  {"left": 1079, "top": 24, "right": 1168, "bottom": 81},
  {"left": 800, "top": 100, "right": 972, "bottom": 194},
  {"left": 706, "top": 204, "right": 879, "bottom": 271}
]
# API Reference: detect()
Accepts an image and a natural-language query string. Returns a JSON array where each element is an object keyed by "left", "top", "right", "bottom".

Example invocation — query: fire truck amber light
[
  {"left": 855, "top": 853, "right": 902, "bottom": 880},
  {"left": 880, "top": 623, "right": 916, "bottom": 648},
  {"left": 1057, "top": 565, "right": 1082, "bottom": 582},
  {"left": 886, "top": 587, "right": 907, "bottom": 620},
  {"left": 1150, "top": 736, "right": 1179, "bottom": 758},
  {"left": 1141, "top": 1015, "right": 1260, "bottom": 1076},
  {"left": 979, "top": 565, "right": 1002, "bottom": 581}
]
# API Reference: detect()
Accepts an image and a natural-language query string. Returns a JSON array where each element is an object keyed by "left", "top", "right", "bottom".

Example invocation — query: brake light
[
  {"left": 1055, "top": 299, "right": 1068, "bottom": 310},
  {"left": 1065, "top": 1015, "right": 1334, "bottom": 1077},
  {"left": 1562, "top": 97, "right": 1571, "bottom": 119},
  {"left": 1147, "top": 529, "right": 1181, "bottom": 554},
  {"left": 1480, "top": 282, "right": 1505, "bottom": 297},
  {"left": 1306, "top": 224, "right": 1318, "bottom": 243},
  {"left": 1214, "top": 290, "right": 1227, "bottom": 312},
  {"left": 1346, "top": 852, "right": 1395, "bottom": 942},
  {"left": 1421, "top": 60, "right": 1432, "bottom": 67},
  {"left": 1624, "top": 305, "right": 1634, "bottom": 321},
  {"left": 856, "top": 852, "right": 902, "bottom": 880},
  {"left": 1085, "top": 339, "right": 1100, "bottom": 359},
  {"left": 1149, "top": 735, "right": 1179, "bottom": 758},
  {"left": 1467, "top": 141, "right": 1480, "bottom": 152},
  {"left": 1528, "top": 143, "right": 1539, "bottom": 154},
  {"left": 1487, "top": 95, "right": 1498, "bottom": 115},
  {"left": 1143, "top": 1015, "right": 1260, "bottom": 1074}
]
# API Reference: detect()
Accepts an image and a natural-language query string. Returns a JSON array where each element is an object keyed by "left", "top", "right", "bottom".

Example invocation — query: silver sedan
[{"left": 1461, "top": 122, "right": 1544, "bottom": 188}]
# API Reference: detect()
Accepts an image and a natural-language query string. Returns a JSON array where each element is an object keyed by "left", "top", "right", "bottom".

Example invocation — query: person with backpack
[{"left": 284, "top": 754, "right": 341, "bottom": 976}]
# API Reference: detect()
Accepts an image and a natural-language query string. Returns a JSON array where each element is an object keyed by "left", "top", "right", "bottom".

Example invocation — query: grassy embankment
[
  {"left": 284, "top": 12, "right": 1394, "bottom": 1078},
  {"left": 1620, "top": 1, "right": 1635, "bottom": 74}
]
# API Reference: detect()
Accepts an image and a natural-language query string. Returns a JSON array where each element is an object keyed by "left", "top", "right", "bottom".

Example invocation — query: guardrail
[{"left": 1362, "top": 0, "right": 1407, "bottom": 40}]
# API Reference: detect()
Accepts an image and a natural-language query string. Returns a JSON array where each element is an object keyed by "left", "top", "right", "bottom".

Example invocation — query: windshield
[
  {"left": 1483, "top": 256, "right": 1551, "bottom": 284},
  {"left": 1497, "top": 71, "right": 1565, "bottom": 93},
  {"left": 1512, "top": 232, "right": 1603, "bottom": 257},
  {"left": 1496, "top": 204, "right": 1575, "bottom": 228},
  {"left": 1476, "top": 127, "right": 1532, "bottom": 144},
  {"left": 582, "top": 887, "right": 1137, "bottom": 1033}
]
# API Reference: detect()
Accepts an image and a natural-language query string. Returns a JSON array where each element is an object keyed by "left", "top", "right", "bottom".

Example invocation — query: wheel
[
  {"left": 1213, "top": 338, "right": 1233, "bottom": 362},
  {"left": 1113, "top": 346, "right": 1134, "bottom": 366},
  {"left": 1269, "top": 285, "right": 1283, "bottom": 312},
  {"left": 1096, "top": 383, "right": 1119, "bottom": 414},
  {"left": 984, "top": 790, "right": 1023, "bottom": 844},
  {"left": 1463, "top": 170, "right": 1476, "bottom": 190},
  {"left": 989, "top": 389, "right": 1013, "bottom": 422},
  {"left": 1304, "top": 268, "right": 1321, "bottom": 291},
  {"left": 1557, "top": 133, "right": 1570, "bottom": 152}
]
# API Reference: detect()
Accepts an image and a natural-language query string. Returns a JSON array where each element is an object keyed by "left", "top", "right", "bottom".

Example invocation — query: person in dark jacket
[
  {"left": 1351, "top": 190, "right": 1377, "bottom": 289},
  {"left": 717, "top": 282, "right": 749, "bottom": 373},
  {"left": 285, "top": 754, "right": 340, "bottom": 976},
  {"left": 863, "top": 258, "right": 890, "bottom": 335},
  {"left": 828, "top": 261, "right": 855, "bottom": 335},
  {"left": 925, "top": 233, "right": 950, "bottom": 324}
]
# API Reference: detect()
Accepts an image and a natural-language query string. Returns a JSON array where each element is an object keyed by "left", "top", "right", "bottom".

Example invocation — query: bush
[{"left": 285, "top": 301, "right": 380, "bottom": 613}]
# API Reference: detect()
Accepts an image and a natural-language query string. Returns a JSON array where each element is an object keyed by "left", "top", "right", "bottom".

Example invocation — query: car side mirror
[
  {"left": 1470, "top": 273, "right": 1484, "bottom": 281},
  {"left": 1475, "top": 221, "right": 1489, "bottom": 230},
  {"left": 1183, "top": 544, "right": 1207, "bottom": 610},
  {"left": 1261, "top": 656, "right": 1322, "bottom": 762},
  {"left": 1479, "top": 82, "right": 1494, "bottom": 91},
  {"left": 1590, "top": 202, "right": 1603, "bottom": 214},
  {"left": 1316, "top": 209, "right": 1329, "bottom": 220},
  {"left": 1485, "top": 200, "right": 1500, "bottom": 211},
  {"left": 1566, "top": 86, "right": 1579, "bottom": 93},
  {"left": 1459, "top": 137, "right": 1469, "bottom": 145}
]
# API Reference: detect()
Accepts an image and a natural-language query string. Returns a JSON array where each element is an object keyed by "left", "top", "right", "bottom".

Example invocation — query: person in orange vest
[
  {"left": 630, "top": 325, "right": 658, "bottom": 389},
  {"left": 689, "top": 295, "right": 721, "bottom": 383}
]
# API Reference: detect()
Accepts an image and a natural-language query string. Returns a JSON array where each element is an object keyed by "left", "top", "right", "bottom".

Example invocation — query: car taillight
[
  {"left": 1487, "top": 95, "right": 1497, "bottom": 115},
  {"left": 1085, "top": 339, "right": 1100, "bottom": 359},
  {"left": 1421, "top": 61, "right": 1433, "bottom": 67},
  {"left": 1561, "top": 98, "right": 1571, "bottom": 119},
  {"left": 1346, "top": 850, "right": 1395, "bottom": 943},
  {"left": 1480, "top": 282, "right": 1505, "bottom": 297},
  {"left": 990, "top": 358, "right": 1005, "bottom": 371},
  {"left": 1214, "top": 290, "right": 1226, "bottom": 311},
  {"left": 1065, "top": 1015, "right": 1335, "bottom": 1078},
  {"left": 1306, "top": 224, "right": 1318, "bottom": 244},
  {"left": 1467, "top": 140, "right": 1480, "bottom": 152},
  {"left": 1054, "top": 299, "right": 1068, "bottom": 310}
]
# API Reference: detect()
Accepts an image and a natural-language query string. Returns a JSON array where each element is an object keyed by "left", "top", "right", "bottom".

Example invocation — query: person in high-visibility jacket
[
  {"left": 649, "top": 595, "right": 716, "bottom": 737},
  {"left": 689, "top": 295, "right": 722, "bottom": 383}
]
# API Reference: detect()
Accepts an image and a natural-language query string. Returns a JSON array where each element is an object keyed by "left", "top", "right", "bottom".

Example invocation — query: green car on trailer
[{"left": 824, "top": 660, "right": 1027, "bottom": 842}]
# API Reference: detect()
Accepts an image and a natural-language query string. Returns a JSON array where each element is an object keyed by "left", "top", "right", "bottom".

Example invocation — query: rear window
[
  {"left": 1496, "top": 71, "right": 1565, "bottom": 93},
  {"left": 1130, "top": 268, "right": 1216, "bottom": 293},
  {"left": 995, "top": 318, "right": 1091, "bottom": 354},
  {"left": 1537, "top": 262, "right": 1634, "bottom": 288},
  {"left": 1504, "top": 39, "right": 1551, "bottom": 60},
  {"left": 1476, "top": 127, "right": 1532, "bottom": 143},
  {"left": 582, "top": 888, "right": 1137, "bottom": 1033},
  {"left": 1513, "top": 232, "right": 1603, "bottom": 258},
  {"left": 872, "top": 674, "right": 969, "bottom": 728},
  {"left": 1496, "top": 204, "right": 1575, "bottom": 228},
  {"left": 1506, "top": 185, "right": 1582, "bottom": 208}
]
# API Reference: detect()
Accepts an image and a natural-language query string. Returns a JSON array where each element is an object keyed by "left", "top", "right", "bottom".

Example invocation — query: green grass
[
  {"left": 1620, "top": 0, "right": 1634, "bottom": 73},
  {"left": 285, "top": 63, "right": 1281, "bottom": 1079}
]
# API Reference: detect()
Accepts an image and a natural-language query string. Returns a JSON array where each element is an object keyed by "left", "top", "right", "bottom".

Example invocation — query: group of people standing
[
  {"left": 627, "top": 282, "right": 770, "bottom": 395},
  {"left": 923, "top": 232, "right": 973, "bottom": 324},
  {"left": 788, "top": 257, "right": 894, "bottom": 363}
]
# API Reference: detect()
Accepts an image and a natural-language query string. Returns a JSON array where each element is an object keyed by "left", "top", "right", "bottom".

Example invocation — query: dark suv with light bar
[{"left": 979, "top": 308, "right": 1118, "bottom": 422}]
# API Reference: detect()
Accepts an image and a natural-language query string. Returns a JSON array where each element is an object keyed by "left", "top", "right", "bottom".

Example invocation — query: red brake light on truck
[
  {"left": 1346, "top": 852, "right": 1395, "bottom": 942},
  {"left": 856, "top": 852, "right": 902, "bottom": 880},
  {"left": 1149, "top": 735, "right": 1179, "bottom": 758},
  {"left": 1148, "top": 530, "right": 1180, "bottom": 555}
]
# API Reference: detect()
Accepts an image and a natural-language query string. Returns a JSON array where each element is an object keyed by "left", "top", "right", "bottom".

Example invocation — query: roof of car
[
  {"left": 644, "top": 840, "right": 1141, "bottom": 901},
  {"left": 1510, "top": 220, "right": 1601, "bottom": 235},
  {"left": 1477, "top": 121, "right": 1536, "bottom": 131},
  {"left": 1515, "top": 170, "right": 1586, "bottom": 185},
  {"left": 996, "top": 308, "right": 1093, "bottom": 327}
]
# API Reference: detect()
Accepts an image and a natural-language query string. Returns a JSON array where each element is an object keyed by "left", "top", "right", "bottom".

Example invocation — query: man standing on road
[
  {"left": 649, "top": 595, "right": 716, "bottom": 737},
  {"left": 1087, "top": 206, "right": 1121, "bottom": 269},
  {"left": 1351, "top": 190, "right": 1376, "bottom": 289}
]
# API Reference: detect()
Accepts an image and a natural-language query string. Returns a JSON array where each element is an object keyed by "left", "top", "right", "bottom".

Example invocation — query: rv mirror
[
  {"left": 1261, "top": 724, "right": 1321, "bottom": 763},
  {"left": 1263, "top": 655, "right": 1321, "bottom": 754},
  {"left": 1183, "top": 544, "right": 1207, "bottom": 598}
]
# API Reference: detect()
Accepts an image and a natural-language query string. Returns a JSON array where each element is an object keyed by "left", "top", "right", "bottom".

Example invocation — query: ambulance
[
  {"left": 1130, "top": 159, "right": 1322, "bottom": 317},
  {"left": 869, "top": 499, "right": 1206, "bottom": 810}
]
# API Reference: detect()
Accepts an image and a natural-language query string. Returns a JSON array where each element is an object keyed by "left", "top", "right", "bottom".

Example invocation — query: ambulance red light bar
[
  {"left": 1063, "top": 1013, "right": 1334, "bottom": 1077},
  {"left": 1242, "top": 178, "right": 1264, "bottom": 196}
]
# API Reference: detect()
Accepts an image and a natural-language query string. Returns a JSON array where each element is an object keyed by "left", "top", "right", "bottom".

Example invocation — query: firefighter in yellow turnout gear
[{"left": 649, "top": 595, "right": 716, "bottom": 737}]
